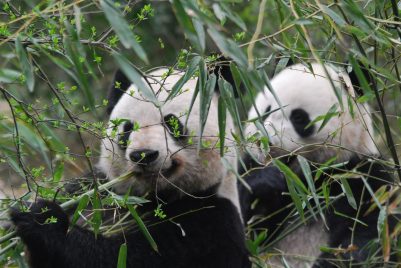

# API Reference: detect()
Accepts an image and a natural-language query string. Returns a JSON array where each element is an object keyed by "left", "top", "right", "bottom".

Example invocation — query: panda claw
[{"left": 10, "top": 200, "right": 69, "bottom": 238}]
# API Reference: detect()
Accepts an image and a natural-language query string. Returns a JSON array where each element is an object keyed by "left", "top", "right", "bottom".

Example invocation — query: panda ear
[
  {"left": 275, "top": 56, "right": 294, "bottom": 68},
  {"left": 106, "top": 70, "right": 132, "bottom": 115},
  {"left": 211, "top": 56, "right": 240, "bottom": 98},
  {"left": 348, "top": 61, "right": 374, "bottom": 97}
]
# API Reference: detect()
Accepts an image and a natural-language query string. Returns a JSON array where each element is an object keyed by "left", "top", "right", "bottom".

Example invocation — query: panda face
[
  {"left": 97, "top": 69, "right": 237, "bottom": 197},
  {"left": 246, "top": 63, "right": 378, "bottom": 163}
]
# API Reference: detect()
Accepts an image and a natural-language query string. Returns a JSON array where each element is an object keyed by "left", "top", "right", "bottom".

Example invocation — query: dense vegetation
[{"left": 0, "top": 0, "right": 400, "bottom": 267}]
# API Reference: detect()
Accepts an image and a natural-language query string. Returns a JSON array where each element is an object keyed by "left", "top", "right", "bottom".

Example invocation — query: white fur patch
[{"left": 267, "top": 220, "right": 328, "bottom": 268}]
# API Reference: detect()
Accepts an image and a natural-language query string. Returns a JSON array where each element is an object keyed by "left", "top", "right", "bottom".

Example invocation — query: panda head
[
  {"left": 246, "top": 63, "right": 378, "bottom": 164},
  {"left": 97, "top": 68, "right": 238, "bottom": 201}
]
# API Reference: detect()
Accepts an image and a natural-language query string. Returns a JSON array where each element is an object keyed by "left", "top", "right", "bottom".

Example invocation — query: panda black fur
[
  {"left": 240, "top": 63, "right": 397, "bottom": 267},
  {"left": 11, "top": 67, "right": 250, "bottom": 268}
]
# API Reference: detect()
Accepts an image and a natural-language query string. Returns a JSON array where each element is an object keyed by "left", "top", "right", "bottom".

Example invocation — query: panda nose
[{"left": 129, "top": 150, "right": 159, "bottom": 164}]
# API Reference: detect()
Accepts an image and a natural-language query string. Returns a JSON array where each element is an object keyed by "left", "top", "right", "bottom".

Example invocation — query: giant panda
[
  {"left": 239, "top": 63, "right": 397, "bottom": 267},
  {"left": 10, "top": 65, "right": 251, "bottom": 268}
]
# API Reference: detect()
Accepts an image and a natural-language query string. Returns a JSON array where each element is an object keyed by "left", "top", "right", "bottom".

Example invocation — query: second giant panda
[
  {"left": 240, "top": 63, "right": 397, "bottom": 267},
  {"left": 10, "top": 66, "right": 250, "bottom": 268}
]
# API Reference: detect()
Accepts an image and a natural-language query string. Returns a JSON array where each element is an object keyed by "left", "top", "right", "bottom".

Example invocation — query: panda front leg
[{"left": 10, "top": 199, "right": 124, "bottom": 268}]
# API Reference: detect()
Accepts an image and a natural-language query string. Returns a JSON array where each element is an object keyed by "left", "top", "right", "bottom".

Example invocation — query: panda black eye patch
[
  {"left": 163, "top": 114, "right": 186, "bottom": 141},
  {"left": 289, "top": 108, "right": 315, "bottom": 138},
  {"left": 118, "top": 121, "right": 134, "bottom": 149},
  {"left": 261, "top": 105, "right": 272, "bottom": 122}
]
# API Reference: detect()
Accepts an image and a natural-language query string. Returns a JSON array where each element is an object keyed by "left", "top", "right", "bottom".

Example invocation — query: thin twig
[
  {"left": 247, "top": 0, "right": 267, "bottom": 68},
  {"left": 0, "top": 172, "right": 134, "bottom": 245},
  {"left": 0, "top": 86, "right": 33, "bottom": 191}
]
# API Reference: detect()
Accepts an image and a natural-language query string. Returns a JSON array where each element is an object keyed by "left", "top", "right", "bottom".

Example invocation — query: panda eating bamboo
[
  {"left": 11, "top": 66, "right": 250, "bottom": 268},
  {"left": 239, "top": 62, "right": 397, "bottom": 267}
]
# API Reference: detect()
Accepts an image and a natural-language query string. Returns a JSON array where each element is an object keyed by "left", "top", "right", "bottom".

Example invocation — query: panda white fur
[
  {"left": 11, "top": 67, "right": 250, "bottom": 268},
  {"left": 240, "top": 63, "right": 396, "bottom": 267}
]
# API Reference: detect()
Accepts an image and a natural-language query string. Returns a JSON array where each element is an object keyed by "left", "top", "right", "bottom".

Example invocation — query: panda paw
[{"left": 10, "top": 200, "right": 69, "bottom": 242}]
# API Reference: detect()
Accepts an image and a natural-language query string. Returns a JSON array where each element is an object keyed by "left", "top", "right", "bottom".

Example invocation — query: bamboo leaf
[
  {"left": 319, "top": 4, "right": 346, "bottom": 27},
  {"left": 298, "top": 156, "right": 326, "bottom": 225},
  {"left": 340, "top": 178, "right": 357, "bottom": 210},
  {"left": 127, "top": 204, "right": 158, "bottom": 252},
  {"left": 199, "top": 73, "right": 216, "bottom": 137},
  {"left": 92, "top": 193, "right": 102, "bottom": 237},
  {"left": 15, "top": 36, "right": 35, "bottom": 92},
  {"left": 273, "top": 159, "right": 307, "bottom": 219},
  {"left": 100, "top": 0, "right": 148, "bottom": 63},
  {"left": 192, "top": 18, "right": 206, "bottom": 52},
  {"left": 207, "top": 27, "right": 247, "bottom": 68},
  {"left": 113, "top": 53, "right": 159, "bottom": 106},
  {"left": 218, "top": 97, "right": 226, "bottom": 156},
  {"left": 53, "top": 161, "right": 64, "bottom": 183},
  {"left": 171, "top": 0, "right": 202, "bottom": 51},
  {"left": 117, "top": 243, "right": 127, "bottom": 268},
  {"left": 167, "top": 56, "right": 201, "bottom": 101},
  {"left": 71, "top": 194, "right": 90, "bottom": 225},
  {"left": 220, "top": 3, "right": 247, "bottom": 30},
  {"left": 348, "top": 55, "right": 374, "bottom": 98}
]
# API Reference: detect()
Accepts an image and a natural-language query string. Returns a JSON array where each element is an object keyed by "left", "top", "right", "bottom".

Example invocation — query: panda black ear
[
  {"left": 275, "top": 56, "right": 294, "bottom": 68},
  {"left": 211, "top": 56, "right": 240, "bottom": 98},
  {"left": 348, "top": 61, "right": 374, "bottom": 97},
  {"left": 106, "top": 70, "right": 132, "bottom": 115}
]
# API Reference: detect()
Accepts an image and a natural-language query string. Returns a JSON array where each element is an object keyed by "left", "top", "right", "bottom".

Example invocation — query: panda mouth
[
  {"left": 132, "top": 159, "right": 181, "bottom": 179},
  {"left": 161, "top": 159, "right": 180, "bottom": 177}
]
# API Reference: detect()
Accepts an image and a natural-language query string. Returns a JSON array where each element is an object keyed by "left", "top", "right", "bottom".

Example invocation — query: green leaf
[
  {"left": 273, "top": 160, "right": 308, "bottom": 193},
  {"left": 92, "top": 193, "right": 102, "bottom": 237},
  {"left": 167, "top": 56, "right": 201, "bottom": 101},
  {"left": 71, "top": 194, "right": 90, "bottom": 225},
  {"left": 63, "top": 22, "right": 95, "bottom": 109},
  {"left": 218, "top": 78, "right": 243, "bottom": 135},
  {"left": 340, "top": 178, "right": 357, "bottom": 210},
  {"left": 117, "top": 243, "right": 127, "bottom": 268},
  {"left": 207, "top": 27, "right": 247, "bottom": 68},
  {"left": 127, "top": 204, "right": 158, "bottom": 252},
  {"left": 212, "top": 4, "right": 227, "bottom": 25},
  {"left": 298, "top": 156, "right": 326, "bottom": 224},
  {"left": 377, "top": 207, "right": 387, "bottom": 239},
  {"left": 192, "top": 18, "right": 206, "bottom": 52},
  {"left": 100, "top": 0, "right": 148, "bottom": 63},
  {"left": 113, "top": 53, "right": 159, "bottom": 106},
  {"left": 53, "top": 161, "right": 64, "bottom": 183},
  {"left": 348, "top": 55, "right": 374, "bottom": 97},
  {"left": 199, "top": 73, "right": 216, "bottom": 138},
  {"left": 171, "top": 0, "right": 202, "bottom": 51},
  {"left": 38, "top": 123, "right": 66, "bottom": 153},
  {"left": 218, "top": 97, "right": 226, "bottom": 156},
  {"left": 17, "top": 122, "right": 50, "bottom": 166},
  {"left": 183, "top": 61, "right": 202, "bottom": 131},
  {"left": 0, "top": 69, "right": 21, "bottom": 83},
  {"left": 15, "top": 36, "right": 35, "bottom": 92},
  {"left": 273, "top": 159, "right": 308, "bottom": 219},
  {"left": 306, "top": 104, "right": 339, "bottom": 132},
  {"left": 220, "top": 3, "right": 247, "bottom": 30},
  {"left": 319, "top": 4, "right": 346, "bottom": 27}
]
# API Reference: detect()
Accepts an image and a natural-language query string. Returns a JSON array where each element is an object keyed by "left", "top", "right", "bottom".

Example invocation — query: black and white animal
[
  {"left": 11, "top": 67, "right": 250, "bottom": 268},
  {"left": 239, "top": 63, "right": 396, "bottom": 267}
]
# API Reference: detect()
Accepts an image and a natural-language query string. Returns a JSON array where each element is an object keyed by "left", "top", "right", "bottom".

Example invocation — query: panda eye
[
  {"left": 118, "top": 121, "right": 134, "bottom": 149},
  {"left": 289, "top": 108, "right": 314, "bottom": 138},
  {"left": 163, "top": 114, "right": 186, "bottom": 140},
  {"left": 261, "top": 105, "right": 272, "bottom": 122}
]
